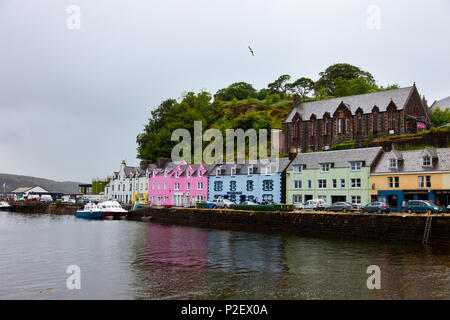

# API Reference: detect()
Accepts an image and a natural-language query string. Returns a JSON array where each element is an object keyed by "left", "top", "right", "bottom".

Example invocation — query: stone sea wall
[{"left": 128, "top": 207, "right": 450, "bottom": 246}]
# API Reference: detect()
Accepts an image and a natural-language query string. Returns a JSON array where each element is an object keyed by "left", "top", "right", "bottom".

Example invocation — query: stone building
[{"left": 282, "top": 85, "right": 431, "bottom": 153}]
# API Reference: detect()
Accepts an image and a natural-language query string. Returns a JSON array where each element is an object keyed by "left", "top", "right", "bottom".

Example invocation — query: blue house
[{"left": 207, "top": 158, "right": 292, "bottom": 204}]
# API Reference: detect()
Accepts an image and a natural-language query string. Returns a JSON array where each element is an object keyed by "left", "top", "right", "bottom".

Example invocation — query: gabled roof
[
  {"left": 12, "top": 185, "right": 48, "bottom": 193},
  {"left": 372, "top": 148, "right": 450, "bottom": 173},
  {"left": 430, "top": 96, "right": 450, "bottom": 111},
  {"left": 207, "top": 158, "right": 292, "bottom": 176},
  {"left": 287, "top": 147, "right": 383, "bottom": 170},
  {"left": 284, "top": 86, "right": 414, "bottom": 122}
]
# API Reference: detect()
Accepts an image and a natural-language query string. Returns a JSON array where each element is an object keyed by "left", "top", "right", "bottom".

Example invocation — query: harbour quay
[{"left": 128, "top": 206, "right": 450, "bottom": 246}]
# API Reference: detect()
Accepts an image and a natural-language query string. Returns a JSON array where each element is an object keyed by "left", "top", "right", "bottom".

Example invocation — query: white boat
[
  {"left": 76, "top": 203, "right": 104, "bottom": 219},
  {"left": 0, "top": 201, "right": 11, "bottom": 211},
  {"left": 97, "top": 201, "right": 128, "bottom": 219}
]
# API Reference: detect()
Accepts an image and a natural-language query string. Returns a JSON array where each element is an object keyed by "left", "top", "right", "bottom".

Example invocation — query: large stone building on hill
[{"left": 282, "top": 84, "right": 431, "bottom": 154}]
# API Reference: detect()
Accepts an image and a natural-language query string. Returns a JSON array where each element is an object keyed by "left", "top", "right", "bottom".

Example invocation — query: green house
[{"left": 286, "top": 147, "right": 383, "bottom": 207}]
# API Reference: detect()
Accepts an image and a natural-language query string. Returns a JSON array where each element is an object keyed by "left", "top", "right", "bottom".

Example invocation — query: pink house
[{"left": 148, "top": 161, "right": 210, "bottom": 207}]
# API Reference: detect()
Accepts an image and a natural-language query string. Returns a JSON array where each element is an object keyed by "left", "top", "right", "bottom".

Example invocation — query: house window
[
  {"left": 373, "top": 113, "right": 378, "bottom": 132},
  {"left": 324, "top": 120, "right": 329, "bottom": 136},
  {"left": 294, "top": 180, "right": 302, "bottom": 189},
  {"left": 293, "top": 119, "right": 301, "bottom": 138},
  {"left": 197, "top": 182, "right": 203, "bottom": 190},
  {"left": 265, "top": 166, "right": 271, "bottom": 175},
  {"left": 198, "top": 170, "right": 202, "bottom": 177},
  {"left": 318, "top": 179, "right": 327, "bottom": 189},
  {"left": 340, "top": 179, "right": 346, "bottom": 188},
  {"left": 187, "top": 182, "right": 190, "bottom": 190},
  {"left": 350, "top": 162, "right": 362, "bottom": 171},
  {"left": 216, "top": 168, "right": 221, "bottom": 177},
  {"left": 423, "top": 155, "right": 431, "bottom": 167},
  {"left": 175, "top": 172, "right": 179, "bottom": 178},
  {"left": 351, "top": 195, "right": 361, "bottom": 205},
  {"left": 152, "top": 183, "right": 155, "bottom": 190},
  {"left": 389, "top": 177, "right": 400, "bottom": 188},
  {"left": 351, "top": 178, "right": 361, "bottom": 188},
  {"left": 248, "top": 167, "right": 254, "bottom": 175},
  {"left": 338, "top": 118, "right": 346, "bottom": 134},
  {"left": 388, "top": 112, "right": 396, "bottom": 130},
  {"left": 158, "top": 183, "right": 161, "bottom": 190},
  {"left": 332, "top": 179, "right": 337, "bottom": 188},
  {"left": 294, "top": 165, "right": 302, "bottom": 173},
  {"left": 187, "top": 171, "right": 191, "bottom": 177},
  {"left": 263, "top": 180, "right": 274, "bottom": 191},
  {"left": 320, "top": 163, "right": 331, "bottom": 172},
  {"left": 231, "top": 167, "right": 236, "bottom": 177},
  {"left": 389, "top": 158, "right": 398, "bottom": 169},
  {"left": 262, "top": 194, "right": 274, "bottom": 203},
  {"left": 311, "top": 121, "right": 315, "bottom": 136},
  {"left": 230, "top": 181, "right": 237, "bottom": 191},
  {"left": 293, "top": 194, "right": 302, "bottom": 204},
  {"left": 246, "top": 180, "right": 254, "bottom": 191},
  {"left": 308, "top": 180, "right": 312, "bottom": 189},
  {"left": 164, "top": 182, "right": 167, "bottom": 190},
  {"left": 357, "top": 116, "right": 362, "bottom": 133},
  {"left": 426, "top": 176, "right": 431, "bottom": 188},
  {"left": 214, "top": 181, "right": 223, "bottom": 191},
  {"left": 174, "top": 183, "right": 179, "bottom": 190}
]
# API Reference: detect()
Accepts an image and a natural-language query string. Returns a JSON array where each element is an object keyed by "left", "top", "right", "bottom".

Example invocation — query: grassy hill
[{"left": 0, "top": 173, "right": 85, "bottom": 194}]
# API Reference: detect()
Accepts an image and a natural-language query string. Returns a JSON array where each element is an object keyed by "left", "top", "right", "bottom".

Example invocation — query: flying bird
[{"left": 248, "top": 46, "right": 254, "bottom": 56}]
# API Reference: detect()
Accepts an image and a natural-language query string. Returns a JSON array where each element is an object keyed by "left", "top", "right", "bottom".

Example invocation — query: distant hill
[{"left": 0, "top": 173, "right": 85, "bottom": 194}]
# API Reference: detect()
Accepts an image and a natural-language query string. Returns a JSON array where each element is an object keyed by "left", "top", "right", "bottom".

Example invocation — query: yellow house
[{"left": 370, "top": 148, "right": 450, "bottom": 210}]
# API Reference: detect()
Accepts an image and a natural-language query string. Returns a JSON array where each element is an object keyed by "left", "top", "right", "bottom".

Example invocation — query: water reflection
[{"left": 1, "top": 212, "right": 449, "bottom": 300}]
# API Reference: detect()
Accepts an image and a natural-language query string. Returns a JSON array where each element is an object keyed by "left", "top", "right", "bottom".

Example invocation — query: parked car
[
  {"left": 361, "top": 201, "right": 390, "bottom": 214},
  {"left": 241, "top": 201, "right": 258, "bottom": 206},
  {"left": 212, "top": 198, "right": 234, "bottom": 209},
  {"left": 303, "top": 199, "right": 327, "bottom": 210},
  {"left": 327, "top": 202, "right": 355, "bottom": 212},
  {"left": 404, "top": 200, "right": 443, "bottom": 214}
]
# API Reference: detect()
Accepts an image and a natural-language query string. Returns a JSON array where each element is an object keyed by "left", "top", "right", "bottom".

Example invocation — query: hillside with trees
[{"left": 136, "top": 63, "right": 401, "bottom": 161}]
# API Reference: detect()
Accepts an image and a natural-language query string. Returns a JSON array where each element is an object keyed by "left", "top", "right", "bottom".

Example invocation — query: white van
[{"left": 303, "top": 199, "right": 327, "bottom": 210}]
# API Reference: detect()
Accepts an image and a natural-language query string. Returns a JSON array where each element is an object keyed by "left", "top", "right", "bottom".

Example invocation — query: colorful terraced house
[
  {"left": 370, "top": 147, "right": 450, "bottom": 210},
  {"left": 286, "top": 147, "right": 384, "bottom": 207},
  {"left": 207, "top": 159, "right": 292, "bottom": 204},
  {"left": 148, "top": 161, "right": 211, "bottom": 207}
]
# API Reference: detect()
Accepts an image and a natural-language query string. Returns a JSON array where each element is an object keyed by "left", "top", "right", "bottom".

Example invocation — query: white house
[
  {"left": 104, "top": 160, "right": 154, "bottom": 204},
  {"left": 11, "top": 185, "right": 49, "bottom": 200}
]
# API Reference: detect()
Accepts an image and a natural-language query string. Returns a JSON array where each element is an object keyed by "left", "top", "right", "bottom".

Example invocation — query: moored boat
[
  {"left": 0, "top": 201, "right": 11, "bottom": 211},
  {"left": 76, "top": 203, "right": 104, "bottom": 219},
  {"left": 97, "top": 201, "right": 128, "bottom": 219}
]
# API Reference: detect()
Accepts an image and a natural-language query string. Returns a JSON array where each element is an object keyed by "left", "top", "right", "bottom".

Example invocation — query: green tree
[
  {"left": 215, "top": 82, "right": 257, "bottom": 101},
  {"left": 268, "top": 74, "right": 291, "bottom": 95},
  {"left": 287, "top": 77, "right": 315, "bottom": 98},
  {"left": 315, "top": 63, "right": 376, "bottom": 96},
  {"left": 431, "top": 107, "right": 450, "bottom": 127}
]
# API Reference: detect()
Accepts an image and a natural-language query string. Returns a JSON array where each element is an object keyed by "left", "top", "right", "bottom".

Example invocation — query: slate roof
[
  {"left": 287, "top": 147, "right": 383, "bottom": 170},
  {"left": 372, "top": 148, "right": 450, "bottom": 173},
  {"left": 284, "top": 86, "right": 414, "bottom": 122},
  {"left": 206, "top": 158, "right": 292, "bottom": 176},
  {"left": 430, "top": 96, "right": 450, "bottom": 111}
]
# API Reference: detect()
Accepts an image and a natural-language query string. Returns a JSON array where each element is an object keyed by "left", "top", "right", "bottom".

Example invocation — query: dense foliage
[
  {"left": 137, "top": 63, "right": 401, "bottom": 161},
  {"left": 430, "top": 107, "right": 450, "bottom": 127}
]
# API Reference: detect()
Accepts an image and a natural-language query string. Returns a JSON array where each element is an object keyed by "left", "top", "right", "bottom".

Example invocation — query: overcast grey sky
[{"left": 1, "top": 0, "right": 449, "bottom": 183}]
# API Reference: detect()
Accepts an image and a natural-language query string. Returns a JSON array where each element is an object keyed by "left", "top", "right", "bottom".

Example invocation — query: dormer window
[
  {"left": 320, "top": 163, "right": 331, "bottom": 172},
  {"left": 265, "top": 165, "right": 271, "bottom": 175},
  {"left": 175, "top": 172, "right": 179, "bottom": 178},
  {"left": 350, "top": 161, "right": 362, "bottom": 171},
  {"left": 389, "top": 158, "right": 398, "bottom": 169},
  {"left": 198, "top": 170, "right": 202, "bottom": 177},
  {"left": 423, "top": 155, "right": 431, "bottom": 167},
  {"left": 295, "top": 165, "right": 302, "bottom": 174},
  {"left": 231, "top": 167, "right": 236, "bottom": 177},
  {"left": 216, "top": 168, "right": 221, "bottom": 177},
  {"left": 248, "top": 166, "right": 254, "bottom": 175},
  {"left": 187, "top": 170, "right": 191, "bottom": 177}
]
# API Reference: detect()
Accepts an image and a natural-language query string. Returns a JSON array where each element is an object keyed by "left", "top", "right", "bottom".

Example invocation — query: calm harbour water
[{"left": 0, "top": 211, "right": 449, "bottom": 300}]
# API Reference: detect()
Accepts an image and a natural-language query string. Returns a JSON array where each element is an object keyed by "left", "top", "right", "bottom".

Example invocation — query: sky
[{"left": 1, "top": 0, "right": 449, "bottom": 183}]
